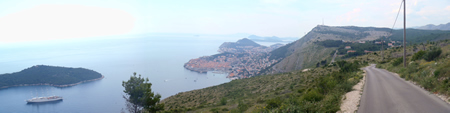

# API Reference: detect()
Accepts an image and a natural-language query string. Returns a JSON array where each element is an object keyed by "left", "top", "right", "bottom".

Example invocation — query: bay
[{"left": 0, "top": 34, "right": 242, "bottom": 113}]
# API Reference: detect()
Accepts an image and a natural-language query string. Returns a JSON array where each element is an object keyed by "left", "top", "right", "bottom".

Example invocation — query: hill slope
[
  {"left": 262, "top": 25, "right": 450, "bottom": 75},
  {"left": 264, "top": 25, "right": 391, "bottom": 74},
  {"left": 219, "top": 38, "right": 263, "bottom": 51},
  {"left": 162, "top": 60, "right": 365, "bottom": 112},
  {"left": 0, "top": 65, "right": 103, "bottom": 88}
]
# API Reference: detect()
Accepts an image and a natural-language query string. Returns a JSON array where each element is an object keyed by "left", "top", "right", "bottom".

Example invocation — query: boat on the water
[{"left": 26, "top": 96, "right": 63, "bottom": 103}]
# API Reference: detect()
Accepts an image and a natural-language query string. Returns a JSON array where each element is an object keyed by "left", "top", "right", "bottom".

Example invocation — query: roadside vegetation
[
  {"left": 376, "top": 39, "right": 450, "bottom": 96},
  {"left": 160, "top": 27, "right": 450, "bottom": 113},
  {"left": 161, "top": 60, "right": 366, "bottom": 112}
]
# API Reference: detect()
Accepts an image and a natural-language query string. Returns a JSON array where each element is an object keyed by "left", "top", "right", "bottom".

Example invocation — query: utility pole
[
  {"left": 381, "top": 36, "right": 384, "bottom": 61},
  {"left": 403, "top": 0, "right": 406, "bottom": 67}
]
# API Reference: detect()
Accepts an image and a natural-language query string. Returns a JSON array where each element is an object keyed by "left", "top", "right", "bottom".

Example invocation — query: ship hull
[
  {"left": 26, "top": 96, "right": 63, "bottom": 103},
  {"left": 27, "top": 98, "right": 62, "bottom": 103}
]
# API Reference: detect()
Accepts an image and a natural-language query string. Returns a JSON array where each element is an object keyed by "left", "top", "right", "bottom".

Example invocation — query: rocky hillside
[{"left": 263, "top": 25, "right": 391, "bottom": 74}]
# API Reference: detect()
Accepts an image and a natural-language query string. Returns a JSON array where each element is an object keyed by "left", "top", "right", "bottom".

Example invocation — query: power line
[
  {"left": 382, "top": 0, "right": 404, "bottom": 62},
  {"left": 390, "top": 0, "right": 404, "bottom": 33}
]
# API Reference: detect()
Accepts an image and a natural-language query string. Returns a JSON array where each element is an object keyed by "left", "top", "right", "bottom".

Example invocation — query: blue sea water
[{"left": 0, "top": 34, "right": 247, "bottom": 113}]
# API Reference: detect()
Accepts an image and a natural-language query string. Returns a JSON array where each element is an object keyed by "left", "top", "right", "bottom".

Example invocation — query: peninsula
[
  {"left": 0, "top": 65, "right": 104, "bottom": 89},
  {"left": 184, "top": 38, "right": 283, "bottom": 79}
]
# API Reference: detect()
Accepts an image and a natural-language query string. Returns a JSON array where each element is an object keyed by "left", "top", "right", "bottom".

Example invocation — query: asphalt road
[{"left": 358, "top": 64, "right": 450, "bottom": 113}]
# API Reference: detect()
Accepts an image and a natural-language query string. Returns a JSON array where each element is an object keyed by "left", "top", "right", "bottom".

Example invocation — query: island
[
  {"left": 184, "top": 38, "right": 283, "bottom": 79},
  {"left": 0, "top": 65, "right": 104, "bottom": 89}
]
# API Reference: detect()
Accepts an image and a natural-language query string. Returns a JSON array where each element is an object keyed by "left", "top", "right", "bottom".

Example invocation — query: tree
[{"left": 122, "top": 72, "right": 163, "bottom": 113}]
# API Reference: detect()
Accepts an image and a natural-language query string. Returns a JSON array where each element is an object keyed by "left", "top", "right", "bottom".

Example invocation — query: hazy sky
[{"left": 0, "top": 0, "right": 449, "bottom": 43}]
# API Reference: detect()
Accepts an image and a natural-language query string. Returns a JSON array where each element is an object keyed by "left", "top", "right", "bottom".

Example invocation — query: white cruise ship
[{"left": 26, "top": 96, "right": 63, "bottom": 103}]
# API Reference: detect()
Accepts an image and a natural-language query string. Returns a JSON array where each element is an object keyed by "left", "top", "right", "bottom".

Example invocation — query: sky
[{"left": 0, "top": 0, "right": 449, "bottom": 43}]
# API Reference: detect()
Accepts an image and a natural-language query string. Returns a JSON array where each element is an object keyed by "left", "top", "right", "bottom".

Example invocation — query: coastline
[
  {"left": 183, "top": 64, "right": 208, "bottom": 73},
  {"left": 0, "top": 75, "right": 104, "bottom": 89}
]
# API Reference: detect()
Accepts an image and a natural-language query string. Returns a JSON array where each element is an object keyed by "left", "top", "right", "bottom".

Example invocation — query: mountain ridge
[{"left": 416, "top": 22, "right": 450, "bottom": 30}]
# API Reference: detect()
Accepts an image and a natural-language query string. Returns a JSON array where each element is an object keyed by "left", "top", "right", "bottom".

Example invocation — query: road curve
[{"left": 358, "top": 64, "right": 450, "bottom": 113}]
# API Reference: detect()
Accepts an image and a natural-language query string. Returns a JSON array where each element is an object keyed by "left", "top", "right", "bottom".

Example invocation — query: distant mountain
[
  {"left": 0, "top": 65, "right": 103, "bottom": 88},
  {"left": 416, "top": 22, "right": 450, "bottom": 30},
  {"left": 218, "top": 38, "right": 264, "bottom": 53},
  {"left": 248, "top": 35, "right": 298, "bottom": 42},
  {"left": 248, "top": 35, "right": 283, "bottom": 42}
]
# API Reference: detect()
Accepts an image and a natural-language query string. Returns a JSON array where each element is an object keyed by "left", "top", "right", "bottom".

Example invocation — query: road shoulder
[{"left": 338, "top": 70, "right": 366, "bottom": 113}]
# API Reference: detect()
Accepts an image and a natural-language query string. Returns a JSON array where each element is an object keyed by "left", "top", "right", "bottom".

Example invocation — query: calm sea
[{"left": 0, "top": 34, "right": 256, "bottom": 113}]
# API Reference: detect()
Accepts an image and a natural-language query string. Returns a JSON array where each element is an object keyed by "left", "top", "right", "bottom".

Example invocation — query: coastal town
[{"left": 184, "top": 38, "right": 283, "bottom": 79}]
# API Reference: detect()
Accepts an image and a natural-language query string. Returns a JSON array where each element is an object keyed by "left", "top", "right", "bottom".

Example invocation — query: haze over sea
[{"left": 0, "top": 34, "right": 287, "bottom": 113}]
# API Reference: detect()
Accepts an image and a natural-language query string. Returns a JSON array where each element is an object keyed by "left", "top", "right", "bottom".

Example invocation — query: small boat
[{"left": 26, "top": 96, "right": 63, "bottom": 103}]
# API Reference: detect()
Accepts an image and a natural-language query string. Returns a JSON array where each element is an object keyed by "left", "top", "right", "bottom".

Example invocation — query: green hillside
[
  {"left": 263, "top": 25, "right": 450, "bottom": 75},
  {"left": 335, "top": 39, "right": 450, "bottom": 97},
  {"left": 0, "top": 65, "right": 103, "bottom": 88},
  {"left": 376, "top": 39, "right": 450, "bottom": 96},
  {"left": 388, "top": 29, "right": 450, "bottom": 44},
  {"left": 161, "top": 26, "right": 450, "bottom": 112},
  {"left": 263, "top": 25, "right": 392, "bottom": 74},
  {"left": 219, "top": 38, "right": 263, "bottom": 49},
  {"left": 162, "top": 60, "right": 366, "bottom": 112}
]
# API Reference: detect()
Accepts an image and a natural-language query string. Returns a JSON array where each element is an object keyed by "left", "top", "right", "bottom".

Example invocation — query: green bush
[
  {"left": 238, "top": 100, "right": 250, "bottom": 112},
  {"left": 266, "top": 97, "right": 282, "bottom": 109},
  {"left": 423, "top": 47, "right": 442, "bottom": 61},
  {"left": 434, "top": 69, "right": 440, "bottom": 77},
  {"left": 222, "top": 108, "right": 229, "bottom": 111},
  {"left": 220, "top": 97, "right": 227, "bottom": 105},
  {"left": 210, "top": 108, "right": 220, "bottom": 113},
  {"left": 302, "top": 89, "right": 324, "bottom": 102},
  {"left": 392, "top": 57, "right": 403, "bottom": 66},
  {"left": 412, "top": 50, "right": 426, "bottom": 61}
]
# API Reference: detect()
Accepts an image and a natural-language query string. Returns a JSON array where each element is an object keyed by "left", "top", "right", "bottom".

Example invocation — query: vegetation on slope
[
  {"left": 0, "top": 65, "right": 102, "bottom": 88},
  {"left": 376, "top": 39, "right": 450, "bottom": 96},
  {"left": 388, "top": 29, "right": 450, "bottom": 44},
  {"left": 161, "top": 60, "right": 366, "bottom": 112},
  {"left": 219, "top": 38, "right": 264, "bottom": 49},
  {"left": 265, "top": 25, "right": 391, "bottom": 74},
  {"left": 265, "top": 25, "right": 450, "bottom": 75}
]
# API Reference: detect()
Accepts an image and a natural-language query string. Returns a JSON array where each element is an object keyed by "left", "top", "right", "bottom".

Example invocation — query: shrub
[
  {"left": 256, "top": 98, "right": 265, "bottom": 103},
  {"left": 266, "top": 97, "right": 282, "bottom": 109},
  {"left": 238, "top": 100, "right": 250, "bottom": 112},
  {"left": 423, "top": 47, "right": 442, "bottom": 61},
  {"left": 392, "top": 57, "right": 403, "bottom": 66},
  {"left": 220, "top": 97, "right": 227, "bottom": 105},
  {"left": 302, "top": 89, "right": 324, "bottom": 102},
  {"left": 210, "top": 108, "right": 220, "bottom": 113},
  {"left": 412, "top": 50, "right": 426, "bottom": 61},
  {"left": 434, "top": 69, "right": 440, "bottom": 77},
  {"left": 222, "top": 108, "right": 229, "bottom": 111}
]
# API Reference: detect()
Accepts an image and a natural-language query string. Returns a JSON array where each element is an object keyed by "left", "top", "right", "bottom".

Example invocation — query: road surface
[{"left": 358, "top": 64, "right": 450, "bottom": 113}]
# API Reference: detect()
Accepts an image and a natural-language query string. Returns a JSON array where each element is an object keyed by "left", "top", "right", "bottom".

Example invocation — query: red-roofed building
[{"left": 347, "top": 50, "right": 356, "bottom": 53}]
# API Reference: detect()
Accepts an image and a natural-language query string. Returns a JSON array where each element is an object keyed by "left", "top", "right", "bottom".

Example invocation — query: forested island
[{"left": 0, "top": 65, "right": 104, "bottom": 89}]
